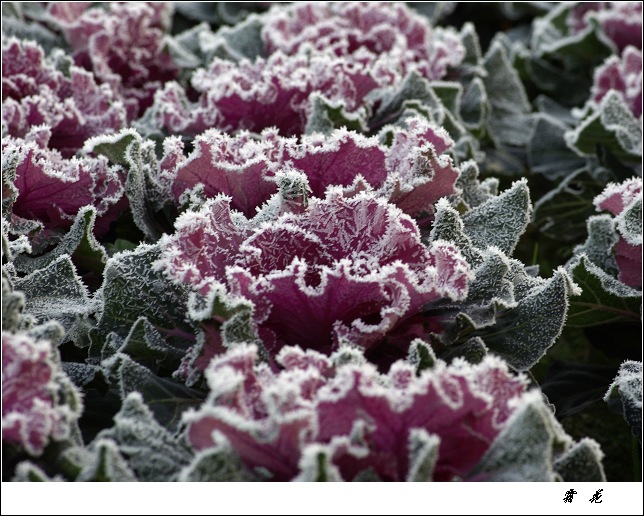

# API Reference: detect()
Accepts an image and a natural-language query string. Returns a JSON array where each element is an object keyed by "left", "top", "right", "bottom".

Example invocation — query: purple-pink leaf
[
  {"left": 568, "top": 2, "right": 643, "bottom": 51},
  {"left": 2, "top": 38, "right": 126, "bottom": 157},
  {"left": 185, "top": 344, "right": 528, "bottom": 481},
  {"left": 48, "top": 2, "right": 178, "bottom": 119},
  {"left": 2, "top": 332, "right": 81, "bottom": 456},
  {"left": 3, "top": 134, "right": 125, "bottom": 235},
  {"left": 151, "top": 51, "right": 379, "bottom": 136}
]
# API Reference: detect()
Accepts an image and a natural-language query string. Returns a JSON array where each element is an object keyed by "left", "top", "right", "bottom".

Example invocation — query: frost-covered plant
[
  {"left": 48, "top": 2, "right": 178, "bottom": 118},
  {"left": 1, "top": 37, "right": 126, "bottom": 157},
  {"left": 2, "top": 331, "right": 81, "bottom": 455},
  {"left": 1, "top": 1, "right": 639, "bottom": 486},
  {"left": 157, "top": 187, "right": 471, "bottom": 373},
  {"left": 144, "top": 1, "right": 466, "bottom": 137},
  {"left": 590, "top": 46, "right": 642, "bottom": 120},
  {"left": 184, "top": 343, "right": 604, "bottom": 482},
  {"left": 149, "top": 51, "right": 380, "bottom": 136},
  {"left": 578, "top": 177, "right": 643, "bottom": 289},
  {"left": 605, "top": 361, "right": 642, "bottom": 444},
  {"left": 1, "top": 283, "right": 82, "bottom": 457},
  {"left": 567, "top": 1, "right": 643, "bottom": 52},
  {"left": 262, "top": 2, "right": 465, "bottom": 83},
  {"left": 169, "top": 116, "right": 458, "bottom": 218},
  {"left": 2, "top": 132, "right": 125, "bottom": 236}
]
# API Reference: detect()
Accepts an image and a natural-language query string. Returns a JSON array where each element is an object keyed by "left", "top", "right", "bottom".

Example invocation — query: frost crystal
[
  {"left": 158, "top": 189, "right": 471, "bottom": 362},
  {"left": 2, "top": 331, "right": 81, "bottom": 456}
]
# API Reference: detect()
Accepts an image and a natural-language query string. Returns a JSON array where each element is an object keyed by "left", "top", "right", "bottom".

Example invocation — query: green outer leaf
[
  {"left": 305, "top": 93, "right": 369, "bottom": 135},
  {"left": 573, "top": 215, "right": 619, "bottom": 275},
  {"left": 553, "top": 438, "right": 606, "bottom": 482},
  {"left": 76, "top": 439, "right": 137, "bottom": 482},
  {"left": 97, "top": 393, "right": 193, "bottom": 481},
  {"left": 566, "top": 91, "right": 642, "bottom": 164},
  {"left": 604, "top": 361, "right": 642, "bottom": 445},
  {"left": 481, "top": 268, "right": 575, "bottom": 371},
  {"left": 116, "top": 316, "right": 185, "bottom": 370},
  {"left": 90, "top": 244, "right": 193, "bottom": 354},
  {"left": 462, "top": 178, "right": 532, "bottom": 256},
  {"left": 12, "top": 206, "right": 107, "bottom": 275},
  {"left": 12, "top": 462, "right": 61, "bottom": 482},
  {"left": 466, "top": 392, "right": 572, "bottom": 481},
  {"left": 527, "top": 114, "right": 586, "bottom": 180},
  {"left": 533, "top": 169, "right": 609, "bottom": 244},
  {"left": 482, "top": 38, "right": 534, "bottom": 147},
  {"left": 567, "top": 255, "right": 641, "bottom": 327},
  {"left": 112, "top": 354, "right": 205, "bottom": 431},
  {"left": 84, "top": 129, "right": 140, "bottom": 166},
  {"left": 2, "top": 277, "right": 25, "bottom": 332},
  {"left": 406, "top": 429, "right": 440, "bottom": 481},
  {"left": 179, "top": 443, "right": 256, "bottom": 482},
  {"left": 369, "top": 71, "right": 445, "bottom": 130},
  {"left": 14, "top": 254, "right": 95, "bottom": 345}
]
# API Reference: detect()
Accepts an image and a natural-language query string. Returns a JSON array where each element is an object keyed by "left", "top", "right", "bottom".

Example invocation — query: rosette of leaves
[
  {"left": 141, "top": 1, "right": 468, "bottom": 140},
  {"left": 564, "top": 177, "right": 642, "bottom": 331},
  {"left": 181, "top": 342, "right": 604, "bottom": 482},
  {"left": 531, "top": 45, "right": 641, "bottom": 258},
  {"left": 2, "top": 132, "right": 125, "bottom": 240},
  {"left": 156, "top": 179, "right": 472, "bottom": 382},
  {"left": 509, "top": 2, "right": 640, "bottom": 107},
  {"left": 46, "top": 2, "right": 178, "bottom": 119}
]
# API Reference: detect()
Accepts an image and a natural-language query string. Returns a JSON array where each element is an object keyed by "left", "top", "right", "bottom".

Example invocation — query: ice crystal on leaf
[
  {"left": 157, "top": 189, "right": 471, "bottom": 362},
  {"left": 1, "top": 37, "right": 126, "bottom": 157},
  {"left": 2, "top": 330, "right": 82, "bottom": 456},
  {"left": 48, "top": 2, "right": 178, "bottom": 119}
]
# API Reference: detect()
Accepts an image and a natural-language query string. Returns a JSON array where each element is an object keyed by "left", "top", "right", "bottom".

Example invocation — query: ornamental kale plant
[{"left": 1, "top": 2, "right": 641, "bottom": 483}]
